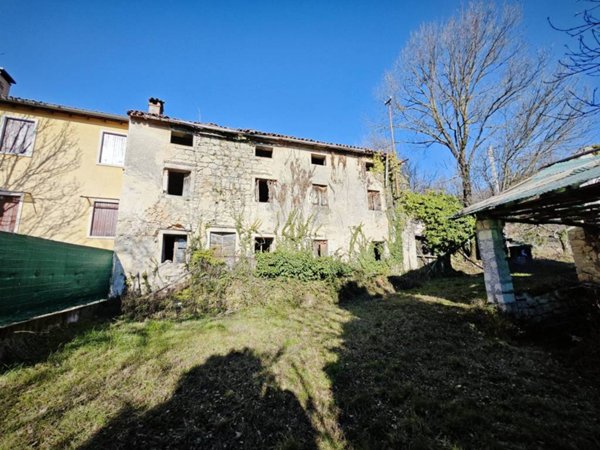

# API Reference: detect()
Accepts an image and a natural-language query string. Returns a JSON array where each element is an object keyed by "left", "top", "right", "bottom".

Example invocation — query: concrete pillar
[{"left": 476, "top": 219, "right": 515, "bottom": 308}]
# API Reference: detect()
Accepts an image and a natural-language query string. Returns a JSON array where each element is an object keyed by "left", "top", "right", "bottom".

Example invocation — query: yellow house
[{"left": 0, "top": 68, "right": 127, "bottom": 249}]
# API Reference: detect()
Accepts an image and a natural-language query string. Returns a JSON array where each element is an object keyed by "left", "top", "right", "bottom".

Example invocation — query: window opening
[
  {"left": 255, "top": 146, "right": 273, "bottom": 158},
  {"left": 170, "top": 130, "right": 193, "bottom": 146},
  {"left": 311, "top": 154, "right": 326, "bottom": 165},
  {"left": 0, "top": 118, "right": 36, "bottom": 155},
  {"left": 99, "top": 132, "right": 127, "bottom": 166},
  {"left": 313, "top": 240, "right": 328, "bottom": 257},
  {"left": 255, "top": 179, "right": 276, "bottom": 203},
  {"left": 166, "top": 170, "right": 190, "bottom": 196},
  {"left": 368, "top": 190, "right": 382, "bottom": 211},
  {"left": 90, "top": 201, "right": 119, "bottom": 237},
  {"left": 254, "top": 237, "right": 274, "bottom": 253},
  {"left": 0, "top": 195, "right": 21, "bottom": 232},
  {"left": 373, "top": 241, "right": 384, "bottom": 261},
  {"left": 162, "top": 234, "right": 188, "bottom": 263},
  {"left": 311, "top": 184, "right": 328, "bottom": 206}
]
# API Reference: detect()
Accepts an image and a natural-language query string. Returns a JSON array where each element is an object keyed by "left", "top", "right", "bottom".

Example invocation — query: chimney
[
  {"left": 148, "top": 97, "right": 165, "bottom": 115},
  {"left": 0, "top": 68, "right": 16, "bottom": 99}
]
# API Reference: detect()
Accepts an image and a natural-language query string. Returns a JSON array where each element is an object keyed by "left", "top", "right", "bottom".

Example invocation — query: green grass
[{"left": 1, "top": 274, "right": 599, "bottom": 449}]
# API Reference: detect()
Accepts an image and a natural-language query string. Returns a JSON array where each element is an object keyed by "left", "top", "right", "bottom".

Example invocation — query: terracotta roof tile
[{"left": 127, "top": 110, "right": 374, "bottom": 155}]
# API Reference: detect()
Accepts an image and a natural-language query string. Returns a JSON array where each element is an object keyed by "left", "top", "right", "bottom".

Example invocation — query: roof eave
[
  {"left": 0, "top": 97, "right": 128, "bottom": 123},
  {"left": 128, "top": 110, "right": 375, "bottom": 155}
]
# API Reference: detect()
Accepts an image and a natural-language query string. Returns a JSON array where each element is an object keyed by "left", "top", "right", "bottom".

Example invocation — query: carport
[{"left": 457, "top": 149, "right": 600, "bottom": 311}]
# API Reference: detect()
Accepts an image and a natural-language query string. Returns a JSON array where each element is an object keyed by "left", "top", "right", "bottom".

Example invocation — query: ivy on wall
[{"left": 399, "top": 191, "right": 475, "bottom": 256}]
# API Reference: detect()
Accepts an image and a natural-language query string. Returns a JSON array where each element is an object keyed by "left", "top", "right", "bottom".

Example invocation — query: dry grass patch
[{"left": 1, "top": 274, "right": 599, "bottom": 449}]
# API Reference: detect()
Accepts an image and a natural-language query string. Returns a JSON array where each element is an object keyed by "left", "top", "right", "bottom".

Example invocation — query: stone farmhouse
[
  {"left": 115, "top": 99, "right": 392, "bottom": 289},
  {"left": 0, "top": 67, "right": 417, "bottom": 294}
]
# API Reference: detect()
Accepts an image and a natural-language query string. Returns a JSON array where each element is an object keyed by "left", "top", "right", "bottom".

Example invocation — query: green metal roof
[{"left": 458, "top": 149, "right": 600, "bottom": 227}]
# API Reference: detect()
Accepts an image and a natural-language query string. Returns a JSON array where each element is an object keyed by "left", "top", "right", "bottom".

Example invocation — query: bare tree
[
  {"left": 551, "top": 0, "right": 600, "bottom": 115},
  {"left": 384, "top": 1, "right": 585, "bottom": 205}
]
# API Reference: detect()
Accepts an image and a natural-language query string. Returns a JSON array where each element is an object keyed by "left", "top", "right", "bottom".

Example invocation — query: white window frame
[
  {"left": 0, "top": 115, "right": 38, "bottom": 157},
  {"left": 0, "top": 191, "right": 24, "bottom": 233},
  {"left": 97, "top": 130, "right": 128, "bottom": 167},
  {"left": 87, "top": 199, "right": 119, "bottom": 239}
]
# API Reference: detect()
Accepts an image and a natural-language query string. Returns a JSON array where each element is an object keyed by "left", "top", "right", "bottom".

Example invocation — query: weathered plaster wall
[
  {"left": 568, "top": 226, "right": 600, "bottom": 284},
  {"left": 115, "top": 119, "right": 389, "bottom": 288}
]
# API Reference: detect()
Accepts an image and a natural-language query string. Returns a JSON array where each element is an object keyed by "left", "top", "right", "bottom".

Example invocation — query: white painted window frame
[
  {"left": 96, "top": 130, "right": 128, "bottom": 168},
  {"left": 0, "top": 115, "right": 38, "bottom": 157}
]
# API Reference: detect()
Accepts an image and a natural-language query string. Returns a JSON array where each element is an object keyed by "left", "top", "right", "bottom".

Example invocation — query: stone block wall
[
  {"left": 114, "top": 118, "right": 391, "bottom": 290},
  {"left": 568, "top": 227, "right": 600, "bottom": 284}
]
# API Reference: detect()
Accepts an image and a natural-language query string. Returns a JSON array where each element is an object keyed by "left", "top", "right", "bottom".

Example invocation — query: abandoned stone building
[{"left": 114, "top": 99, "right": 391, "bottom": 289}]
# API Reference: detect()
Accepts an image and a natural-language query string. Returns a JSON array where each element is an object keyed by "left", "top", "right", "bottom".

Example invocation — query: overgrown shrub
[
  {"left": 348, "top": 224, "right": 391, "bottom": 277},
  {"left": 255, "top": 249, "right": 352, "bottom": 281},
  {"left": 400, "top": 191, "right": 475, "bottom": 255}
]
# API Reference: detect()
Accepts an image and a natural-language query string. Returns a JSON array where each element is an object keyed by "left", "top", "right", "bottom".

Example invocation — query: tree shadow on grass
[
  {"left": 328, "top": 283, "right": 600, "bottom": 449},
  {"left": 0, "top": 319, "right": 113, "bottom": 373},
  {"left": 79, "top": 348, "right": 317, "bottom": 450},
  {"left": 388, "top": 258, "right": 580, "bottom": 306}
]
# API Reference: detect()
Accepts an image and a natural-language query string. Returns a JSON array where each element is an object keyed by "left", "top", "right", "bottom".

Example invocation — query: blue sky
[{"left": 0, "top": 0, "right": 594, "bottom": 179}]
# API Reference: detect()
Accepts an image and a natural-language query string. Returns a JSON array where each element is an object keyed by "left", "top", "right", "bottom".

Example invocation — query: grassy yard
[{"left": 1, "top": 273, "right": 599, "bottom": 449}]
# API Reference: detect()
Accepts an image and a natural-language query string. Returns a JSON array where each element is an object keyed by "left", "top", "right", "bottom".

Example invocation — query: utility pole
[
  {"left": 384, "top": 97, "right": 396, "bottom": 188},
  {"left": 487, "top": 145, "right": 500, "bottom": 195}
]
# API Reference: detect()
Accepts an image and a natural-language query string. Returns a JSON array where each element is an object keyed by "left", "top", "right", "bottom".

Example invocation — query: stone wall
[
  {"left": 568, "top": 227, "right": 600, "bottom": 284},
  {"left": 115, "top": 118, "right": 391, "bottom": 291}
]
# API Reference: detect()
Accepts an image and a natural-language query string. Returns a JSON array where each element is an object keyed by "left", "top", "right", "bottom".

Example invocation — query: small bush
[{"left": 255, "top": 249, "right": 352, "bottom": 281}]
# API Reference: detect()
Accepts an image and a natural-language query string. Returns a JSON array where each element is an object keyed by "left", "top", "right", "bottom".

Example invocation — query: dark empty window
[
  {"left": 170, "top": 130, "right": 194, "bottom": 146},
  {"left": 373, "top": 241, "right": 384, "bottom": 261},
  {"left": 254, "top": 237, "right": 273, "bottom": 253},
  {"left": 255, "top": 179, "right": 276, "bottom": 203},
  {"left": 255, "top": 146, "right": 273, "bottom": 158},
  {"left": 162, "top": 234, "right": 187, "bottom": 263},
  {"left": 166, "top": 170, "right": 190, "bottom": 196},
  {"left": 365, "top": 161, "right": 375, "bottom": 172},
  {"left": 311, "top": 154, "right": 326, "bottom": 165},
  {"left": 368, "top": 190, "right": 382, "bottom": 211}
]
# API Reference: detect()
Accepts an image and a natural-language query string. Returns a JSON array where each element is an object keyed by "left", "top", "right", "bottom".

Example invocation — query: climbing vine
[{"left": 399, "top": 191, "right": 475, "bottom": 256}]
